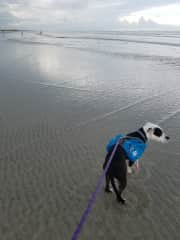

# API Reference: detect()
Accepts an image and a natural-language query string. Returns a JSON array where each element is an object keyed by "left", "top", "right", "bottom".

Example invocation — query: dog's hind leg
[
  {"left": 105, "top": 174, "right": 113, "bottom": 193},
  {"left": 117, "top": 178, "right": 127, "bottom": 204},
  {"left": 103, "top": 151, "right": 113, "bottom": 193},
  {"left": 110, "top": 178, "right": 126, "bottom": 204}
]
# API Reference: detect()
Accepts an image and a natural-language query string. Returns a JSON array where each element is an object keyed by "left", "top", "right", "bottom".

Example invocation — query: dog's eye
[{"left": 153, "top": 128, "right": 163, "bottom": 137}]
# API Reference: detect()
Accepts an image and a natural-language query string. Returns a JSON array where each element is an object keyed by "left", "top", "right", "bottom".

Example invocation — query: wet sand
[{"left": 0, "top": 33, "right": 180, "bottom": 240}]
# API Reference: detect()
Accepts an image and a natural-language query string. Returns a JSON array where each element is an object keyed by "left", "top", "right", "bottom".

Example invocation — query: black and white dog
[{"left": 103, "top": 122, "right": 170, "bottom": 204}]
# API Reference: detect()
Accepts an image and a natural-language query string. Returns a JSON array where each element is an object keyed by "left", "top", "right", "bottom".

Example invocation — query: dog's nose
[{"left": 165, "top": 136, "right": 170, "bottom": 140}]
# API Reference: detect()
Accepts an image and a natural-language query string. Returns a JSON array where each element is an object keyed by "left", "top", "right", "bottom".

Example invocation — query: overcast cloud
[{"left": 0, "top": 0, "right": 180, "bottom": 30}]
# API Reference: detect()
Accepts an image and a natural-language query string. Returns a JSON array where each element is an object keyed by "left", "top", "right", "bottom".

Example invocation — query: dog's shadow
[{"left": 102, "top": 180, "right": 150, "bottom": 217}]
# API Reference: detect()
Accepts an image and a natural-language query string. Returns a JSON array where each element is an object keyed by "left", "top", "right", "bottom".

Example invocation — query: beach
[{"left": 0, "top": 31, "right": 180, "bottom": 239}]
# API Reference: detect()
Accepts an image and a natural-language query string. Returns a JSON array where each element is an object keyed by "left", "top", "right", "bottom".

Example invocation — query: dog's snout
[{"left": 165, "top": 136, "right": 170, "bottom": 140}]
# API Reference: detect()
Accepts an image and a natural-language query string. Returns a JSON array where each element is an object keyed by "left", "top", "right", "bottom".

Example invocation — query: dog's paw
[
  {"left": 117, "top": 196, "right": 126, "bottom": 204},
  {"left": 120, "top": 198, "right": 126, "bottom": 204},
  {"left": 105, "top": 187, "right": 113, "bottom": 193},
  {"left": 127, "top": 166, "right": 132, "bottom": 174}
]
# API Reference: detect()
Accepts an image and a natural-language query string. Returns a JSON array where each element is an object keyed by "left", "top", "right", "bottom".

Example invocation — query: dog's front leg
[{"left": 127, "top": 160, "right": 134, "bottom": 174}]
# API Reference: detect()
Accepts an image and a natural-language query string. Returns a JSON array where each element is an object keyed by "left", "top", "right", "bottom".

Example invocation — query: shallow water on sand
[{"left": 0, "top": 31, "right": 180, "bottom": 240}]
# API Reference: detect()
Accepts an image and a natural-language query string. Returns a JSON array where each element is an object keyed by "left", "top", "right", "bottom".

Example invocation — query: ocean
[{"left": 0, "top": 30, "right": 180, "bottom": 239}]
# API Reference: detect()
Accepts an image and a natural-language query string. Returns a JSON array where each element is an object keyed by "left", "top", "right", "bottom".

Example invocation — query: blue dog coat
[{"left": 106, "top": 134, "right": 147, "bottom": 162}]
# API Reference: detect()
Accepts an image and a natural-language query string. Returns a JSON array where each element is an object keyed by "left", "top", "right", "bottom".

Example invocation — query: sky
[{"left": 0, "top": 0, "right": 180, "bottom": 31}]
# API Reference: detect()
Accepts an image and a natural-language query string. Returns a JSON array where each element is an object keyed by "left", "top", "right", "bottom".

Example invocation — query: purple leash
[{"left": 71, "top": 139, "right": 122, "bottom": 240}]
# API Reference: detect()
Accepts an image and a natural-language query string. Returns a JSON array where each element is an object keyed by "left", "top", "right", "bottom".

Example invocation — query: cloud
[
  {"left": 119, "top": 3, "right": 180, "bottom": 27},
  {"left": 118, "top": 17, "right": 164, "bottom": 30},
  {"left": 0, "top": 0, "right": 180, "bottom": 30},
  {"left": 118, "top": 0, "right": 179, "bottom": 14},
  {"left": 3, "top": 0, "right": 89, "bottom": 10},
  {"left": 0, "top": 1, "right": 72, "bottom": 28}
]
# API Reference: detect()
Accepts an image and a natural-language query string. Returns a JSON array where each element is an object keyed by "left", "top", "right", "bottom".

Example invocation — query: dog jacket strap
[{"left": 136, "top": 129, "right": 147, "bottom": 142}]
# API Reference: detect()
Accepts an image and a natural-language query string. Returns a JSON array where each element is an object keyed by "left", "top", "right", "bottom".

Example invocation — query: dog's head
[{"left": 143, "top": 122, "right": 170, "bottom": 143}]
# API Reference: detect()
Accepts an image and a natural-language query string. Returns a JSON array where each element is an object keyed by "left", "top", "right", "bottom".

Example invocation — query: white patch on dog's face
[{"left": 143, "top": 122, "right": 170, "bottom": 143}]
